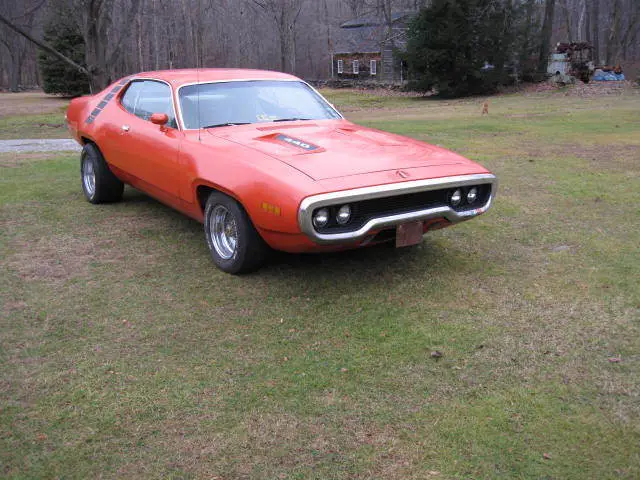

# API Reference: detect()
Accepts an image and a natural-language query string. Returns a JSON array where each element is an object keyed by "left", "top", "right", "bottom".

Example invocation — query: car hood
[{"left": 207, "top": 120, "right": 471, "bottom": 181}]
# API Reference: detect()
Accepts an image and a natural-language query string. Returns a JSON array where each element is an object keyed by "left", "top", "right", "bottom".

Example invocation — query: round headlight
[
  {"left": 450, "top": 189, "right": 462, "bottom": 207},
  {"left": 467, "top": 187, "right": 478, "bottom": 204},
  {"left": 336, "top": 204, "right": 351, "bottom": 225},
  {"left": 313, "top": 208, "right": 329, "bottom": 228}
]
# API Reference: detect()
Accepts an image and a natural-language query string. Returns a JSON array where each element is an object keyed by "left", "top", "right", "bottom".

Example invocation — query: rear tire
[
  {"left": 204, "top": 192, "right": 267, "bottom": 274},
  {"left": 81, "top": 143, "right": 124, "bottom": 204}
]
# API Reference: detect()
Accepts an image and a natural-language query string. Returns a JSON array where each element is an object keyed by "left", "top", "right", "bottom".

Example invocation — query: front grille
[{"left": 314, "top": 183, "right": 491, "bottom": 233}]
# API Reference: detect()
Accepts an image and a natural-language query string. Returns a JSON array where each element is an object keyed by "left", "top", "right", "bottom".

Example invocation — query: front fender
[{"left": 183, "top": 136, "right": 317, "bottom": 234}]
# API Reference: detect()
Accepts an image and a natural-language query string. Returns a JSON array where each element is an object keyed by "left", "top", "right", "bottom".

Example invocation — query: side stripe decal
[{"left": 85, "top": 77, "right": 130, "bottom": 124}]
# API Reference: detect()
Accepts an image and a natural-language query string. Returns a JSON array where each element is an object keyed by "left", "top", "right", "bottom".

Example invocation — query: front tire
[
  {"left": 81, "top": 143, "right": 124, "bottom": 204},
  {"left": 204, "top": 192, "right": 267, "bottom": 274}
]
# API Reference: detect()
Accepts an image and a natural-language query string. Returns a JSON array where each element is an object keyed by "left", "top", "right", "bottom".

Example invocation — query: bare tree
[
  {"left": 0, "top": 0, "right": 46, "bottom": 91},
  {"left": 538, "top": 0, "right": 556, "bottom": 73},
  {"left": 592, "top": 0, "right": 600, "bottom": 62},
  {"left": 0, "top": 6, "right": 90, "bottom": 90},
  {"left": 558, "top": 0, "right": 573, "bottom": 41},
  {"left": 2, "top": 0, "right": 639, "bottom": 91},
  {"left": 606, "top": 0, "right": 639, "bottom": 64},
  {"left": 252, "top": 0, "right": 305, "bottom": 73},
  {"left": 72, "top": 0, "right": 142, "bottom": 91}
]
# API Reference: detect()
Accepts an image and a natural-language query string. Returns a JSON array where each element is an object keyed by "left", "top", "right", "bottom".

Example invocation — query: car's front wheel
[
  {"left": 204, "top": 192, "right": 267, "bottom": 274},
  {"left": 80, "top": 143, "right": 124, "bottom": 203}
]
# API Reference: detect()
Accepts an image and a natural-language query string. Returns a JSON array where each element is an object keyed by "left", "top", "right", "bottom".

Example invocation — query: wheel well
[
  {"left": 196, "top": 185, "right": 247, "bottom": 217},
  {"left": 196, "top": 185, "right": 216, "bottom": 212},
  {"left": 81, "top": 137, "right": 94, "bottom": 146}
]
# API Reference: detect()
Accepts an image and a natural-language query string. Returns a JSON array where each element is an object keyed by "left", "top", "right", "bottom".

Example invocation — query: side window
[
  {"left": 121, "top": 81, "right": 144, "bottom": 115},
  {"left": 121, "top": 80, "right": 178, "bottom": 129}
]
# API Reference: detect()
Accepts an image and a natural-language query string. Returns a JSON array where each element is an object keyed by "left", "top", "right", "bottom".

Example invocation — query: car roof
[{"left": 131, "top": 68, "right": 299, "bottom": 87}]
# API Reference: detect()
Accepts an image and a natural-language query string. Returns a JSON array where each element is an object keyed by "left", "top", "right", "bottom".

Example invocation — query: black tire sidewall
[
  {"left": 204, "top": 193, "right": 264, "bottom": 274},
  {"left": 80, "top": 143, "right": 124, "bottom": 203},
  {"left": 80, "top": 147, "right": 98, "bottom": 203}
]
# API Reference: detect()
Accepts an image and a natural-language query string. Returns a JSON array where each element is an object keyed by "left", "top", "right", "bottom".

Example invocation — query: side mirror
[{"left": 150, "top": 113, "right": 169, "bottom": 126}]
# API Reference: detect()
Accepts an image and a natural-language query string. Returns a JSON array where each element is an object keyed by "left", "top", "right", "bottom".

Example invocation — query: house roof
[
  {"left": 333, "top": 12, "right": 413, "bottom": 54},
  {"left": 333, "top": 25, "right": 382, "bottom": 54}
]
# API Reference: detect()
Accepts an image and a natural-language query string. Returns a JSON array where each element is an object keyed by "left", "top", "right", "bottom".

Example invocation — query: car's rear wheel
[
  {"left": 204, "top": 192, "right": 267, "bottom": 274},
  {"left": 81, "top": 143, "right": 124, "bottom": 203}
]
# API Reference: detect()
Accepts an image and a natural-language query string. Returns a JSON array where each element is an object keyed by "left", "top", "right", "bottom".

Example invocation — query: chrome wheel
[
  {"left": 210, "top": 205, "right": 238, "bottom": 259},
  {"left": 82, "top": 155, "right": 96, "bottom": 197}
]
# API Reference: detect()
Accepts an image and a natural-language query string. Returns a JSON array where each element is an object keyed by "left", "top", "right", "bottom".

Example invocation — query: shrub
[
  {"left": 405, "top": 0, "right": 518, "bottom": 97},
  {"left": 38, "top": 11, "right": 89, "bottom": 97}
]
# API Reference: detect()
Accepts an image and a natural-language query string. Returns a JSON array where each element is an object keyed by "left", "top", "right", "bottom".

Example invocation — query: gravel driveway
[{"left": 0, "top": 139, "right": 81, "bottom": 153}]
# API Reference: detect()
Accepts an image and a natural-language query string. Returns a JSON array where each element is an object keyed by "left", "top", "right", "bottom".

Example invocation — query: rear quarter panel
[
  {"left": 66, "top": 95, "right": 92, "bottom": 143},
  {"left": 66, "top": 78, "right": 131, "bottom": 144}
]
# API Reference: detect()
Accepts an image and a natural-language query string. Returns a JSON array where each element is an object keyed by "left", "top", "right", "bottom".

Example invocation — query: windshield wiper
[
  {"left": 202, "top": 122, "right": 251, "bottom": 129},
  {"left": 273, "top": 117, "right": 312, "bottom": 122}
]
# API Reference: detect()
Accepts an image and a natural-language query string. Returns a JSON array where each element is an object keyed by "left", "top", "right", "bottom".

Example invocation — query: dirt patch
[
  {"left": 513, "top": 139, "right": 640, "bottom": 173},
  {"left": 4, "top": 216, "right": 160, "bottom": 283},
  {"left": 0, "top": 92, "right": 69, "bottom": 117},
  {"left": 504, "top": 113, "right": 547, "bottom": 118},
  {"left": 6, "top": 234, "right": 108, "bottom": 282}
]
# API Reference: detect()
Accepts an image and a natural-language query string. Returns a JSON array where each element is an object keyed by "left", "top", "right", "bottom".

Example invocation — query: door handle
[{"left": 121, "top": 125, "right": 130, "bottom": 132}]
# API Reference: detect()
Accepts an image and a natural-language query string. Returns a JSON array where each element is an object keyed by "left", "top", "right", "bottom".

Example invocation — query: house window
[
  {"left": 353, "top": 60, "right": 359, "bottom": 74},
  {"left": 370, "top": 60, "right": 377, "bottom": 75},
  {"left": 337, "top": 59, "right": 343, "bottom": 74}
]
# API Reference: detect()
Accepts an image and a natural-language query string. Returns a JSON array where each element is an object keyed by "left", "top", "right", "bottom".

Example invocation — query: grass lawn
[
  {"left": 1, "top": 88, "right": 639, "bottom": 479},
  {"left": 0, "top": 92, "right": 69, "bottom": 140}
]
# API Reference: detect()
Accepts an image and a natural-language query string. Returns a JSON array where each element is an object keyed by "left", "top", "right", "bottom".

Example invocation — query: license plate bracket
[{"left": 396, "top": 221, "right": 424, "bottom": 247}]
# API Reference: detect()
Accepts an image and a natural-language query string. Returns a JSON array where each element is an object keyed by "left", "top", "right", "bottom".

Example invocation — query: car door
[{"left": 103, "top": 79, "right": 183, "bottom": 204}]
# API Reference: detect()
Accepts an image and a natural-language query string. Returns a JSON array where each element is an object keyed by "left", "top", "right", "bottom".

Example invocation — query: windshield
[{"left": 178, "top": 80, "right": 341, "bottom": 129}]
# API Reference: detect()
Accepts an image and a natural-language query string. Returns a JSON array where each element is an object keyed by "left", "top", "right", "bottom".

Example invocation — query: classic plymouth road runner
[{"left": 66, "top": 69, "right": 497, "bottom": 273}]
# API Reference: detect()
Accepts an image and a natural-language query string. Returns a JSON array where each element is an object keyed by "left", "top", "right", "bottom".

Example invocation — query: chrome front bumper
[{"left": 298, "top": 173, "right": 497, "bottom": 245}]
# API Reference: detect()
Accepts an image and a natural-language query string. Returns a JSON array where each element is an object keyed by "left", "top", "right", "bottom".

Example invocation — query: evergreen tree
[
  {"left": 38, "top": 10, "right": 89, "bottom": 97},
  {"left": 405, "top": 0, "right": 518, "bottom": 97}
]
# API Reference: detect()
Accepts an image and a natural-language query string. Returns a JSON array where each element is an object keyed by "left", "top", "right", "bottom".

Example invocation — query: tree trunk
[
  {"left": 278, "top": 9, "right": 287, "bottom": 72},
  {"left": 577, "top": 0, "right": 586, "bottom": 42},
  {"left": 137, "top": 9, "right": 144, "bottom": 71},
  {"left": 84, "top": 22, "right": 109, "bottom": 92},
  {"left": 538, "top": 0, "right": 556, "bottom": 73},
  {"left": 153, "top": 0, "right": 159, "bottom": 70},
  {"left": 592, "top": 0, "right": 600, "bottom": 64},
  {"left": 559, "top": 0, "right": 573, "bottom": 42},
  {"left": 291, "top": 23, "right": 296, "bottom": 73},
  {"left": 619, "top": 3, "right": 640, "bottom": 63},
  {"left": 585, "top": 0, "right": 591, "bottom": 44},
  {"left": 80, "top": 0, "right": 142, "bottom": 91},
  {"left": 606, "top": 0, "right": 621, "bottom": 64},
  {"left": 9, "top": 53, "right": 20, "bottom": 92}
]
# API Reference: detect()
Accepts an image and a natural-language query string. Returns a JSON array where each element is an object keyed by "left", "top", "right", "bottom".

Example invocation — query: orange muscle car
[{"left": 66, "top": 69, "right": 497, "bottom": 273}]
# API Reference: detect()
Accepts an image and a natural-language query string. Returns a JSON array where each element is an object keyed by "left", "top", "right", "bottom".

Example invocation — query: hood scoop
[{"left": 255, "top": 132, "right": 325, "bottom": 154}]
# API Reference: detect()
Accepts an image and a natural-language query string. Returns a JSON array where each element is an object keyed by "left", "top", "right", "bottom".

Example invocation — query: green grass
[
  {"left": 0, "top": 109, "right": 68, "bottom": 140},
  {"left": 2, "top": 89, "right": 640, "bottom": 479}
]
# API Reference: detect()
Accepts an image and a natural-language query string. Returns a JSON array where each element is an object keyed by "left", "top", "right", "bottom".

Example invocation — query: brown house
[{"left": 331, "top": 12, "right": 413, "bottom": 83}]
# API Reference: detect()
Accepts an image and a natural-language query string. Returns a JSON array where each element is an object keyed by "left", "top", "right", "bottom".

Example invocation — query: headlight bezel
[
  {"left": 449, "top": 188, "right": 463, "bottom": 207},
  {"left": 336, "top": 204, "right": 352, "bottom": 225},
  {"left": 312, "top": 207, "right": 330, "bottom": 228},
  {"left": 466, "top": 187, "right": 478, "bottom": 204}
]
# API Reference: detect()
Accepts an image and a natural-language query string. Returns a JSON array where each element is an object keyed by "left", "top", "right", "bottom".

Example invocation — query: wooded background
[{"left": 1, "top": 0, "right": 639, "bottom": 92}]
